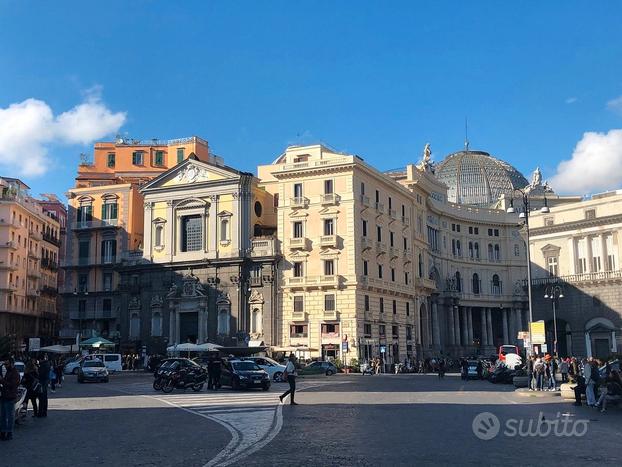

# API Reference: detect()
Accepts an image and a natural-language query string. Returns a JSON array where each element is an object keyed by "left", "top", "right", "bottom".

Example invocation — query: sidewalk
[{"left": 515, "top": 387, "right": 561, "bottom": 398}]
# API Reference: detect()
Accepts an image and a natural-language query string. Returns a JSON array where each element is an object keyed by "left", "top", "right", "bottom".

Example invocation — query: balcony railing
[
  {"left": 290, "top": 197, "right": 309, "bottom": 209},
  {"left": 41, "top": 258, "right": 59, "bottom": 271},
  {"left": 42, "top": 232, "right": 61, "bottom": 247},
  {"left": 250, "top": 237, "right": 276, "bottom": 257},
  {"left": 0, "top": 241, "right": 18, "bottom": 250},
  {"left": 284, "top": 275, "right": 340, "bottom": 288},
  {"left": 389, "top": 209, "right": 397, "bottom": 219},
  {"left": 26, "top": 288, "right": 40, "bottom": 297},
  {"left": 530, "top": 269, "right": 622, "bottom": 286},
  {"left": 402, "top": 216, "right": 410, "bottom": 226},
  {"left": 249, "top": 276, "right": 262, "bottom": 287},
  {"left": 375, "top": 202, "right": 384, "bottom": 214},
  {"left": 360, "top": 195, "right": 370, "bottom": 207},
  {"left": 361, "top": 237, "right": 374, "bottom": 250},
  {"left": 0, "top": 260, "right": 20, "bottom": 270},
  {"left": 0, "top": 283, "right": 18, "bottom": 292},
  {"left": 29, "top": 229, "right": 42, "bottom": 241},
  {"left": 321, "top": 332, "right": 340, "bottom": 339},
  {"left": 323, "top": 310, "right": 338, "bottom": 320},
  {"left": 72, "top": 219, "right": 120, "bottom": 230},
  {"left": 319, "top": 235, "right": 337, "bottom": 247},
  {"left": 289, "top": 237, "right": 308, "bottom": 250},
  {"left": 292, "top": 311, "right": 306, "bottom": 321},
  {"left": 290, "top": 333, "right": 308, "bottom": 339},
  {"left": 320, "top": 193, "right": 340, "bottom": 205}
]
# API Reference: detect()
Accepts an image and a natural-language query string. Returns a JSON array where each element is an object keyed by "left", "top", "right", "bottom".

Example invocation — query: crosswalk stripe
[{"left": 197, "top": 407, "right": 275, "bottom": 414}]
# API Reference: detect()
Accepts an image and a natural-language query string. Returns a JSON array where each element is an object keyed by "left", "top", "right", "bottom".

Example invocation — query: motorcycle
[{"left": 161, "top": 368, "right": 207, "bottom": 393}]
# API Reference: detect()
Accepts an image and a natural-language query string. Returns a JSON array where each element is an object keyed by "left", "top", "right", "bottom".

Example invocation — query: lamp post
[
  {"left": 506, "top": 190, "right": 550, "bottom": 357},
  {"left": 73, "top": 288, "right": 89, "bottom": 342},
  {"left": 544, "top": 284, "right": 564, "bottom": 357}
]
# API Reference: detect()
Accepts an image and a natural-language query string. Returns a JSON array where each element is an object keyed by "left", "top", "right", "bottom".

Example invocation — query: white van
[{"left": 92, "top": 354, "right": 122, "bottom": 373}]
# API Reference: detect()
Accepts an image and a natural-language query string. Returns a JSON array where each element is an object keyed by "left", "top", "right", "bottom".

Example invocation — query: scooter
[{"left": 161, "top": 368, "right": 207, "bottom": 393}]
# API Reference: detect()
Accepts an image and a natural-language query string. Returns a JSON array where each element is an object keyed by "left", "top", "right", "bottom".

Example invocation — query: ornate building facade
[{"left": 116, "top": 155, "right": 278, "bottom": 353}]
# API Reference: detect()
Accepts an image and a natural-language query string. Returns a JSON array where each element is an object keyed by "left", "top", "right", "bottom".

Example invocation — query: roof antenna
[{"left": 464, "top": 117, "right": 470, "bottom": 152}]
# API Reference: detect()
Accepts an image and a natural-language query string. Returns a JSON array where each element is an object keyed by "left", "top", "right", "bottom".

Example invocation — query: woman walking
[
  {"left": 22, "top": 360, "right": 40, "bottom": 417},
  {"left": 279, "top": 354, "right": 299, "bottom": 405}
]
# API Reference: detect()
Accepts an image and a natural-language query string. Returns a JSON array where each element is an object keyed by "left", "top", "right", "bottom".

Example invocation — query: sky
[{"left": 1, "top": 0, "right": 622, "bottom": 199}]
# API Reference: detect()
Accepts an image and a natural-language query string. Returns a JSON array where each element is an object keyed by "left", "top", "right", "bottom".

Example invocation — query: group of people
[
  {"left": 123, "top": 353, "right": 143, "bottom": 371},
  {"left": 571, "top": 358, "right": 622, "bottom": 412},
  {"left": 527, "top": 354, "right": 562, "bottom": 391},
  {"left": 0, "top": 353, "right": 60, "bottom": 441}
]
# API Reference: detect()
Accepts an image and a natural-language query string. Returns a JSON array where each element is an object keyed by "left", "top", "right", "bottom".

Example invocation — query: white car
[
  {"left": 64, "top": 357, "right": 85, "bottom": 375},
  {"left": 14, "top": 361, "right": 25, "bottom": 382},
  {"left": 244, "top": 357, "right": 286, "bottom": 382}
]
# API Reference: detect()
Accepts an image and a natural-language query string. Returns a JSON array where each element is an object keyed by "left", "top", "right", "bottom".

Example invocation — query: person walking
[
  {"left": 534, "top": 357, "right": 545, "bottom": 391},
  {"left": 559, "top": 358, "right": 569, "bottom": 383},
  {"left": 584, "top": 358, "right": 597, "bottom": 407},
  {"left": 279, "top": 354, "right": 299, "bottom": 405},
  {"left": 438, "top": 359, "right": 445, "bottom": 379},
  {"left": 0, "top": 356, "right": 20, "bottom": 440},
  {"left": 37, "top": 354, "right": 51, "bottom": 418},
  {"left": 22, "top": 360, "right": 40, "bottom": 418}
]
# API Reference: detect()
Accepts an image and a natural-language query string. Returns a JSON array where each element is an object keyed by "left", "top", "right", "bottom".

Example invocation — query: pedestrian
[
  {"left": 584, "top": 358, "right": 597, "bottom": 407},
  {"left": 55, "top": 360, "right": 64, "bottom": 388},
  {"left": 460, "top": 358, "right": 468, "bottom": 380},
  {"left": 438, "top": 359, "right": 445, "bottom": 379},
  {"left": 207, "top": 355, "right": 216, "bottom": 390},
  {"left": 37, "top": 354, "right": 51, "bottom": 418},
  {"left": 0, "top": 356, "right": 20, "bottom": 441},
  {"left": 559, "top": 358, "right": 569, "bottom": 383},
  {"left": 534, "top": 357, "right": 545, "bottom": 391},
  {"left": 22, "top": 360, "right": 40, "bottom": 418},
  {"left": 279, "top": 354, "right": 299, "bottom": 405},
  {"left": 49, "top": 361, "right": 57, "bottom": 393}
]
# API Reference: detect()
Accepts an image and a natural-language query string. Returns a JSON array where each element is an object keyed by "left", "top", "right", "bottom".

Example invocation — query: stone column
[
  {"left": 480, "top": 308, "right": 487, "bottom": 348},
  {"left": 467, "top": 307, "right": 473, "bottom": 346},
  {"left": 169, "top": 308, "right": 176, "bottom": 344},
  {"left": 432, "top": 302, "right": 441, "bottom": 347},
  {"left": 461, "top": 307, "right": 468, "bottom": 347},
  {"left": 197, "top": 308, "right": 204, "bottom": 343},
  {"left": 502, "top": 309, "right": 509, "bottom": 344},
  {"left": 486, "top": 308, "right": 493, "bottom": 347},
  {"left": 175, "top": 311, "right": 181, "bottom": 344},
  {"left": 454, "top": 307, "right": 461, "bottom": 346},
  {"left": 447, "top": 305, "right": 455, "bottom": 345}
]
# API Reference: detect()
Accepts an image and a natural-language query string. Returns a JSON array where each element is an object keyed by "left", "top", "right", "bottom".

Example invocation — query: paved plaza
[{"left": 4, "top": 372, "right": 621, "bottom": 466}]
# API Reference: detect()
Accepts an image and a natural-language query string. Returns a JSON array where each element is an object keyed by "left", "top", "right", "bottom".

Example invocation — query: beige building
[
  {"left": 0, "top": 177, "right": 61, "bottom": 350},
  {"left": 258, "top": 145, "right": 434, "bottom": 364},
  {"left": 528, "top": 190, "right": 622, "bottom": 357}
]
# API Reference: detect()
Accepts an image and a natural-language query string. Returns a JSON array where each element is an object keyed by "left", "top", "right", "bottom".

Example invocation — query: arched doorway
[{"left": 585, "top": 317, "right": 618, "bottom": 359}]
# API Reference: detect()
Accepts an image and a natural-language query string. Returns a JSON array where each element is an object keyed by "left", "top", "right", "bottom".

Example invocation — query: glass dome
[{"left": 435, "top": 150, "right": 529, "bottom": 206}]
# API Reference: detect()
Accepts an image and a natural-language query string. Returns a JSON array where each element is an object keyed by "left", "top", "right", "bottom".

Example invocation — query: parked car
[
  {"left": 299, "top": 361, "right": 338, "bottom": 376},
  {"left": 14, "top": 361, "right": 25, "bottom": 382},
  {"left": 90, "top": 353, "right": 123, "bottom": 373},
  {"left": 221, "top": 360, "right": 270, "bottom": 390},
  {"left": 64, "top": 357, "right": 85, "bottom": 375},
  {"left": 78, "top": 360, "right": 109, "bottom": 383},
  {"left": 243, "top": 357, "right": 286, "bottom": 382}
]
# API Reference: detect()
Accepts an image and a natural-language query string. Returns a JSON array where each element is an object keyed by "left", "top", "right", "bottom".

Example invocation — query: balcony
[
  {"left": 250, "top": 237, "right": 276, "bottom": 257},
  {"left": 389, "top": 247, "right": 399, "bottom": 259},
  {"left": 284, "top": 275, "right": 340, "bottom": 289},
  {"left": 26, "top": 288, "right": 40, "bottom": 298},
  {"left": 360, "top": 195, "right": 370, "bottom": 207},
  {"left": 0, "top": 260, "right": 19, "bottom": 271},
  {"left": 323, "top": 309, "right": 338, "bottom": 320},
  {"left": 28, "top": 250, "right": 40, "bottom": 260},
  {"left": 320, "top": 193, "right": 340, "bottom": 205},
  {"left": 42, "top": 232, "right": 61, "bottom": 247},
  {"left": 290, "top": 197, "right": 309, "bottom": 209},
  {"left": 249, "top": 276, "right": 263, "bottom": 287},
  {"left": 41, "top": 258, "right": 59, "bottom": 271},
  {"left": 29, "top": 229, "right": 42, "bottom": 241},
  {"left": 0, "top": 283, "right": 17, "bottom": 292},
  {"left": 361, "top": 237, "right": 374, "bottom": 250},
  {"left": 71, "top": 219, "right": 121, "bottom": 230},
  {"left": 530, "top": 269, "right": 622, "bottom": 286},
  {"left": 292, "top": 311, "right": 307, "bottom": 321},
  {"left": 27, "top": 269, "right": 40, "bottom": 279},
  {"left": 319, "top": 235, "right": 337, "bottom": 248},
  {"left": 402, "top": 216, "right": 410, "bottom": 226},
  {"left": 375, "top": 202, "right": 384, "bottom": 214},
  {"left": 375, "top": 242, "right": 387, "bottom": 254},
  {"left": 0, "top": 241, "right": 18, "bottom": 250},
  {"left": 290, "top": 333, "right": 308, "bottom": 339},
  {"left": 40, "top": 285, "right": 58, "bottom": 296},
  {"left": 289, "top": 237, "right": 309, "bottom": 250},
  {"left": 389, "top": 209, "right": 397, "bottom": 220}
]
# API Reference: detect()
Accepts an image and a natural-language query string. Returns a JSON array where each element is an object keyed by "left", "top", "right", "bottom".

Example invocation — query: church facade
[{"left": 116, "top": 155, "right": 279, "bottom": 354}]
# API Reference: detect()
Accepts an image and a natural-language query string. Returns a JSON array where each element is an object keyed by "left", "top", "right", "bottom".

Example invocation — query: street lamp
[
  {"left": 507, "top": 190, "right": 550, "bottom": 358},
  {"left": 543, "top": 285, "right": 564, "bottom": 357}
]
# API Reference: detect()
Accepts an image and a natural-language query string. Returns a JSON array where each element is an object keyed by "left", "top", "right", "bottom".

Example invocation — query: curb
[{"left": 515, "top": 388, "right": 561, "bottom": 397}]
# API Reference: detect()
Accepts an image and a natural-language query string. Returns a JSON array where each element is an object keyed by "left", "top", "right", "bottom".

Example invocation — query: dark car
[
  {"left": 155, "top": 358, "right": 201, "bottom": 377},
  {"left": 299, "top": 361, "right": 338, "bottom": 376},
  {"left": 78, "top": 360, "right": 109, "bottom": 383},
  {"left": 221, "top": 360, "right": 270, "bottom": 390}
]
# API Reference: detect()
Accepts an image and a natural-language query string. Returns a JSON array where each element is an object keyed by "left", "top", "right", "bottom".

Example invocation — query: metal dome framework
[{"left": 435, "top": 150, "right": 529, "bottom": 206}]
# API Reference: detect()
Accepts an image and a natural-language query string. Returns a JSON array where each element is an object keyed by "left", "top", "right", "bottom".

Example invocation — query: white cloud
[
  {"left": 565, "top": 97, "right": 578, "bottom": 104},
  {"left": 550, "top": 129, "right": 622, "bottom": 194},
  {"left": 0, "top": 90, "right": 126, "bottom": 176},
  {"left": 607, "top": 95, "right": 622, "bottom": 115}
]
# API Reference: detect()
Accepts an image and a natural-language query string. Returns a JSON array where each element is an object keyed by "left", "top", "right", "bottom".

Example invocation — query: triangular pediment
[
  {"left": 141, "top": 158, "right": 242, "bottom": 192},
  {"left": 319, "top": 248, "right": 340, "bottom": 256},
  {"left": 288, "top": 211, "right": 309, "bottom": 219},
  {"left": 540, "top": 244, "right": 561, "bottom": 253},
  {"left": 289, "top": 250, "right": 309, "bottom": 259},
  {"left": 318, "top": 207, "right": 340, "bottom": 216}
]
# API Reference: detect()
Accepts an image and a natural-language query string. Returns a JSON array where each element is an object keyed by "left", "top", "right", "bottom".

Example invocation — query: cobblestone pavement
[{"left": 5, "top": 373, "right": 621, "bottom": 466}]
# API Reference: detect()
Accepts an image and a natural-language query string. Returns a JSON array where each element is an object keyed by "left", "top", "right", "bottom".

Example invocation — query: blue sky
[{"left": 1, "top": 1, "right": 622, "bottom": 198}]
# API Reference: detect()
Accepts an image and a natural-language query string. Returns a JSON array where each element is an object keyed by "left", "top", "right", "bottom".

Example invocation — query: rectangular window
[
  {"left": 293, "top": 296, "right": 304, "bottom": 313},
  {"left": 379, "top": 297, "right": 384, "bottom": 313},
  {"left": 379, "top": 325, "right": 386, "bottom": 336},
  {"left": 324, "top": 294, "right": 335, "bottom": 311},
  {"left": 494, "top": 229, "right": 499, "bottom": 237},
  {"left": 364, "top": 295, "right": 369, "bottom": 311},
  {"left": 324, "top": 179, "right": 334, "bottom": 194},
  {"left": 103, "top": 273, "right": 113, "bottom": 292},
  {"left": 392, "top": 300, "right": 397, "bottom": 314},
  {"left": 293, "top": 183, "right": 303, "bottom": 198},
  {"left": 220, "top": 218, "right": 229, "bottom": 242},
  {"left": 101, "top": 239, "right": 117, "bottom": 264},
  {"left": 585, "top": 209, "right": 596, "bottom": 220},
  {"left": 177, "top": 148, "right": 184, "bottom": 163},
  {"left": 401, "top": 205, "right": 405, "bottom": 217},
  {"left": 324, "top": 259, "right": 334, "bottom": 276},
  {"left": 406, "top": 302, "right": 410, "bottom": 316},
  {"left": 392, "top": 325, "right": 398, "bottom": 337},
  {"left": 388, "top": 196, "right": 392, "bottom": 209},
  {"left": 488, "top": 228, "right": 493, "bottom": 236},
  {"left": 390, "top": 231, "right": 394, "bottom": 247},
  {"left": 469, "top": 226, "right": 473, "bottom": 234},
  {"left": 323, "top": 219, "right": 334, "bottom": 236},
  {"left": 375, "top": 190, "right": 380, "bottom": 203},
  {"left": 377, "top": 225, "right": 382, "bottom": 242},
  {"left": 363, "top": 260, "right": 368, "bottom": 276},
  {"left": 404, "top": 271, "right": 409, "bottom": 285},
  {"left": 293, "top": 262, "right": 304, "bottom": 277},
  {"left": 360, "top": 182, "right": 365, "bottom": 195},
  {"left": 181, "top": 215, "right": 203, "bottom": 252},
  {"left": 77, "top": 205, "right": 93, "bottom": 223},
  {"left": 378, "top": 264, "right": 383, "bottom": 279},
  {"left": 132, "top": 151, "right": 143, "bottom": 165},
  {"left": 107, "top": 153, "right": 115, "bottom": 168},
  {"left": 364, "top": 323, "right": 372, "bottom": 336},
  {"left": 78, "top": 299, "right": 86, "bottom": 318},
  {"left": 78, "top": 240, "right": 90, "bottom": 263},
  {"left": 78, "top": 274, "right": 88, "bottom": 293},
  {"left": 293, "top": 221, "right": 303, "bottom": 238},
  {"left": 101, "top": 202, "right": 118, "bottom": 221},
  {"left": 102, "top": 299, "right": 112, "bottom": 313},
  {"left": 154, "top": 150, "right": 164, "bottom": 166},
  {"left": 391, "top": 268, "right": 395, "bottom": 282},
  {"left": 362, "top": 220, "right": 368, "bottom": 237},
  {"left": 474, "top": 227, "right": 479, "bottom": 235},
  {"left": 290, "top": 324, "right": 308, "bottom": 337},
  {"left": 403, "top": 237, "right": 407, "bottom": 250}
]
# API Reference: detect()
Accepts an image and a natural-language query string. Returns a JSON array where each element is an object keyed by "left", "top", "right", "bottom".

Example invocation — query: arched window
[
  {"left": 155, "top": 225, "right": 164, "bottom": 248},
  {"left": 130, "top": 313, "right": 140, "bottom": 339},
  {"left": 455, "top": 271, "right": 462, "bottom": 292},
  {"left": 218, "top": 308, "right": 229, "bottom": 335},
  {"left": 251, "top": 308, "right": 262, "bottom": 334},
  {"left": 220, "top": 218, "right": 229, "bottom": 243},
  {"left": 418, "top": 254, "right": 423, "bottom": 278},
  {"left": 472, "top": 273, "right": 480, "bottom": 294},
  {"left": 468, "top": 242, "right": 474, "bottom": 258},
  {"left": 151, "top": 311, "right": 162, "bottom": 337},
  {"left": 488, "top": 244, "right": 494, "bottom": 261},
  {"left": 491, "top": 274, "right": 501, "bottom": 295},
  {"left": 494, "top": 244, "right": 501, "bottom": 260},
  {"left": 456, "top": 240, "right": 461, "bottom": 256},
  {"left": 474, "top": 242, "right": 480, "bottom": 259}
]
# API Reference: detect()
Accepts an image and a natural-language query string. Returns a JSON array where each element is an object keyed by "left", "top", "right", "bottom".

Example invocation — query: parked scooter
[{"left": 161, "top": 367, "right": 207, "bottom": 393}]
